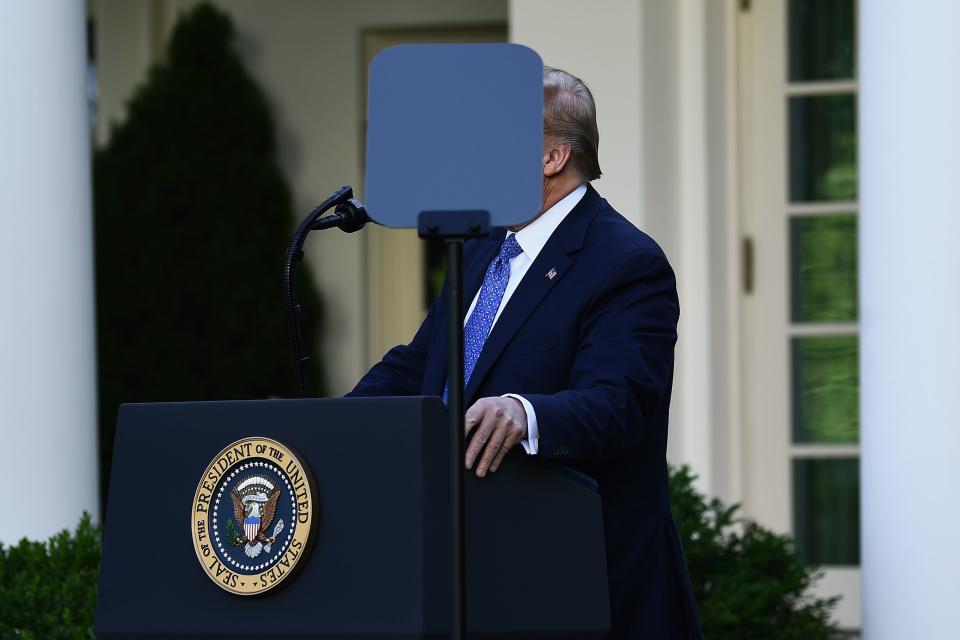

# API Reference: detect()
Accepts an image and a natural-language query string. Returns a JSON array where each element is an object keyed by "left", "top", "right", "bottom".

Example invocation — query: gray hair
[{"left": 543, "top": 66, "right": 602, "bottom": 181}]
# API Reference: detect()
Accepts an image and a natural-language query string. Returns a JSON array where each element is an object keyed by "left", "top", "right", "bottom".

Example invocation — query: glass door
[{"left": 738, "top": 0, "right": 859, "bottom": 630}]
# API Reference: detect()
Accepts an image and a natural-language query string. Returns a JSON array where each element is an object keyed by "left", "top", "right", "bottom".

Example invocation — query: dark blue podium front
[{"left": 94, "top": 397, "right": 609, "bottom": 639}]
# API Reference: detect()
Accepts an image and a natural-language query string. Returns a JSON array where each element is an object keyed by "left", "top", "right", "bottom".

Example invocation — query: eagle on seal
[{"left": 230, "top": 475, "right": 285, "bottom": 558}]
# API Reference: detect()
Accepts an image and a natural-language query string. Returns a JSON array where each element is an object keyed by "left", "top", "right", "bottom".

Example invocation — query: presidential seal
[{"left": 191, "top": 437, "right": 317, "bottom": 596}]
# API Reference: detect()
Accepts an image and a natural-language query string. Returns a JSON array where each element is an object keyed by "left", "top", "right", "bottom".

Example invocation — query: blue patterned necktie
[{"left": 443, "top": 233, "right": 524, "bottom": 404}]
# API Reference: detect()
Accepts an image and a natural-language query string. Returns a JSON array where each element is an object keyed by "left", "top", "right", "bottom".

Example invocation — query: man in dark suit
[{"left": 349, "top": 67, "right": 701, "bottom": 639}]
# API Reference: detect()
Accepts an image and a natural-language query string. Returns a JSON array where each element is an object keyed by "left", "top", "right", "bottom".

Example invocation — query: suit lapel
[
  {"left": 463, "top": 186, "right": 601, "bottom": 403},
  {"left": 463, "top": 248, "right": 572, "bottom": 403}
]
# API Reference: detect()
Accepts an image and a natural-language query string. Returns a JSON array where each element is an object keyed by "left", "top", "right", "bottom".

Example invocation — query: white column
[
  {"left": 860, "top": 1, "right": 960, "bottom": 637},
  {"left": 0, "top": 1, "right": 99, "bottom": 542},
  {"left": 670, "top": 0, "right": 714, "bottom": 495}
]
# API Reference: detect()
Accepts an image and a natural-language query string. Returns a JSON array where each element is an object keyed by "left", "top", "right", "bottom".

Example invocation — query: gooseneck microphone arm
[{"left": 284, "top": 185, "right": 369, "bottom": 397}]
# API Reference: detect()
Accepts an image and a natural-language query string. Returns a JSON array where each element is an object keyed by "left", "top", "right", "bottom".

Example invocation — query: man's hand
[{"left": 464, "top": 396, "right": 527, "bottom": 478}]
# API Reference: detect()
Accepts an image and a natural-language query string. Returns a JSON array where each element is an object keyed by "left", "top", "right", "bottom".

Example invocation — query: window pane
[
  {"left": 789, "top": 0, "right": 856, "bottom": 81},
  {"left": 792, "top": 336, "right": 859, "bottom": 443},
  {"left": 789, "top": 94, "right": 857, "bottom": 201},
  {"left": 790, "top": 214, "right": 857, "bottom": 322},
  {"left": 793, "top": 458, "right": 860, "bottom": 565}
]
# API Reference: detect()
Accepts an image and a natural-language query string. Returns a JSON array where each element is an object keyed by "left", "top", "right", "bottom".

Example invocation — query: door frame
[{"left": 736, "top": 0, "right": 861, "bottom": 629}]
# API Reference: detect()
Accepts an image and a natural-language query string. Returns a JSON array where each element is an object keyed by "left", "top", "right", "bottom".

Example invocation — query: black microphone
[
  {"left": 284, "top": 186, "right": 370, "bottom": 397},
  {"left": 312, "top": 196, "right": 369, "bottom": 233}
]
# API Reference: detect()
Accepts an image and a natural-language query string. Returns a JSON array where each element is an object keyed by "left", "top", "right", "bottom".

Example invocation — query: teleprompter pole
[
  {"left": 418, "top": 209, "right": 490, "bottom": 640},
  {"left": 446, "top": 238, "right": 466, "bottom": 640}
]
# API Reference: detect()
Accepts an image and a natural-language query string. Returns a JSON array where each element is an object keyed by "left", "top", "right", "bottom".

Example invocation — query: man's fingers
[
  {"left": 488, "top": 436, "right": 513, "bottom": 473},
  {"left": 464, "top": 399, "right": 487, "bottom": 435},
  {"left": 465, "top": 419, "right": 494, "bottom": 469},
  {"left": 464, "top": 397, "right": 527, "bottom": 475},
  {"left": 475, "top": 426, "right": 509, "bottom": 478}
]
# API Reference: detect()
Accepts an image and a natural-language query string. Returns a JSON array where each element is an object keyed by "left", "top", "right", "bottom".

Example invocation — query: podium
[{"left": 93, "top": 397, "right": 610, "bottom": 638}]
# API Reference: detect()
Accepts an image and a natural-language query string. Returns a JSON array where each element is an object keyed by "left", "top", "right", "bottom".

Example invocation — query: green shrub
[
  {"left": 93, "top": 3, "right": 325, "bottom": 504},
  {"left": 0, "top": 515, "right": 100, "bottom": 639},
  {"left": 670, "top": 465, "right": 841, "bottom": 639}
]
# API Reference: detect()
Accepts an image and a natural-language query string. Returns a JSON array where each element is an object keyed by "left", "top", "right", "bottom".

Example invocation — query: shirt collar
[{"left": 509, "top": 183, "right": 587, "bottom": 262}]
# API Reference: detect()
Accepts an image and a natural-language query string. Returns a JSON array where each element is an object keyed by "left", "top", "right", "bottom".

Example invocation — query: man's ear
[{"left": 543, "top": 142, "right": 573, "bottom": 177}]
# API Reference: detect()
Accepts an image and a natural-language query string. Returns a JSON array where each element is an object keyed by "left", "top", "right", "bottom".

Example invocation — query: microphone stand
[{"left": 284, "top": 186, "right": 369, "bottom": 398}]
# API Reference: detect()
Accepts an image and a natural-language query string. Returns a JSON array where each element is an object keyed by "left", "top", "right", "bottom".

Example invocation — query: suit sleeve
[
  {"left": 346, "top": 294, "right": 441, "bottom": 398},
  {"left": 521, "top": 249, "right": 679, "bottom": 462}
]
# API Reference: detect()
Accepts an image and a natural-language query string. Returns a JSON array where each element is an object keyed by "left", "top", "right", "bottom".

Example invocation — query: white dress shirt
[{"left": 463, "top": 183, "right": 587, "bottom": 455}]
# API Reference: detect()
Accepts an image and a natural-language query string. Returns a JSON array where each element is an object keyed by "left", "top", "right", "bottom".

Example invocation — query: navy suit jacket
[{"left": 349, "top": 185, "right": 702, "bottom": 639}]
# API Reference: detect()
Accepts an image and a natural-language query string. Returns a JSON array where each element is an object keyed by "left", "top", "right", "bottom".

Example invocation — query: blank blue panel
[{"left": 366, "top": 44, "right": 544, "bottom": 228}]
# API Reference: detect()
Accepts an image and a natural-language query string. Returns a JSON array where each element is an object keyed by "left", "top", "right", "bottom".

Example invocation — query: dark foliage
[
  {"left": 0, "top": 515, "right": 100, "bottom": 639},
  {"left": 93, "top": 4, "right": 324, "bottom": 501},
  {"left": 670, "top": 465, "right": 841, "bottom": 639}
]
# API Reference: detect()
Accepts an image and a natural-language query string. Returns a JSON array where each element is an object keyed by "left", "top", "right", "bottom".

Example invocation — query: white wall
[
  {"left": 93, "top": 0, "right": 162, "bottom": 147},
  {"left": 510, "top": 0, "right": 739, "bottom": 498},
  {"left": 510, "top": 0, "right": 643, "bottom": 231},
  {"left": 94, "top": 0, "right": 508, "bottom": 395},
  {"left": 0, "top": 1, "right": 99, "bottom": 543}
]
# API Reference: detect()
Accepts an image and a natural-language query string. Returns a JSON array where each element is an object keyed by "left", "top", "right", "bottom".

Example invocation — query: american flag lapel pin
[{"left": 546, "top": 268, "right": 557, "bottom": 280}]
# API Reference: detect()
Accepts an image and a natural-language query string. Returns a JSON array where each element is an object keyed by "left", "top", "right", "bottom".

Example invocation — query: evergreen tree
[{"left": 93, "top": 4, "right": 323, "bottom": 501}]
